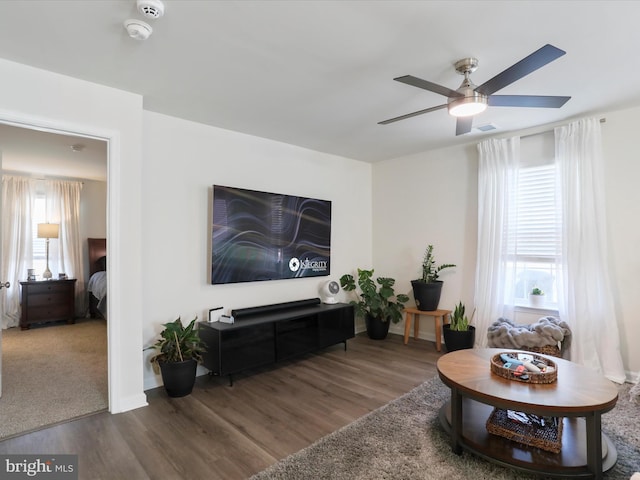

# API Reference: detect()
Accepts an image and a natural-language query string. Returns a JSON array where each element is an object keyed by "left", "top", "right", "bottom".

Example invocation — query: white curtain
[
  {"left": 555, "top": 118, "right": 626, "bottom": 383},
  {"left": 1, "top": 176, "right": 36, "bottom": 329},
  {"left": 45, "top": 179, "right": 85, "bottom": 316},
  {"left": 474, "top": 136, "right": 520, "bottom": 346}
]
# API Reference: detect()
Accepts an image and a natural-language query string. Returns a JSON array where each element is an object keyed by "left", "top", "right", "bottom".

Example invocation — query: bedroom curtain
[
  {"left": 1, "top": 176, "right": 36, "bottom": 329},
  {"left": 44, "top": 179, "right": 85, "bottom": 316},
  {"left": 554, "top": 118, "right": 626, "bottom": 383},
  {"left": 474, "top": 136, "right": 520, "bottom": 346}
]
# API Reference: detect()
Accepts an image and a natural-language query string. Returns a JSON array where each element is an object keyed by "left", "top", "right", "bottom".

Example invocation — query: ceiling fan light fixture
[
  {"left": 380, "top": 45, "right": 569, "bottom": 133},
  {"left": 448, "top": 94, "right": 488, "bottom": 117}
]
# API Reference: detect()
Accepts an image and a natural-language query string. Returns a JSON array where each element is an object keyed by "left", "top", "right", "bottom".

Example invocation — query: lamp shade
[{"left": 37, "top": 223, "right": 59, "bottom": 239}]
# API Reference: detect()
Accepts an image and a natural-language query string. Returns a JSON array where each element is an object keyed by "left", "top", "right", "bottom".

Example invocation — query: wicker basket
[
  {"left": 522, "top": 344, "right": 561, "bottom": 358},
  {"left": 490, "top": 351, "right": 558, "bottom": 384},
  {"left": 486, "top": 408, "right": 563, "bottom": 453}
]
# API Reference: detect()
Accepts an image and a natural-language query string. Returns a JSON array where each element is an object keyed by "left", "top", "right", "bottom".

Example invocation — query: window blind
[
  {"left": 515, "top": 164, "right": 560, "bottom": 259},
  {"left": 32, "top": 196, "right": 47, "bottom": 260}
]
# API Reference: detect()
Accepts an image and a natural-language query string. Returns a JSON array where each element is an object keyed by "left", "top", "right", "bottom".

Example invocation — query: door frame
[{"left": 0, "top": 113, "right": 118, "bottom": 412}]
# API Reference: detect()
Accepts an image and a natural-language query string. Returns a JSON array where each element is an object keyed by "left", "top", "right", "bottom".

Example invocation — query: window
[
  {"left": 31, "top": 194, "right": 48, "bottom": 276},
  {"left": 506, "top": 135, "right": 561, "bottom": 308},
  {"left": 31, "top": 193, "right": 60, "bottom": 278}
]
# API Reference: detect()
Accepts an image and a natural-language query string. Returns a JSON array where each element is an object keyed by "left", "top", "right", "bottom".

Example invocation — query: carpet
[
  {"left": 251, "top": 376, "right": 640, "bottom": 479},
  {"left": 0, "top": 319, "right": 108, "bottom": 440}
]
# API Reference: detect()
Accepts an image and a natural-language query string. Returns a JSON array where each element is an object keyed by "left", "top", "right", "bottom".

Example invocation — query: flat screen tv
[{"left": 211, "top": 185, "right": 331, "bottom": 284}]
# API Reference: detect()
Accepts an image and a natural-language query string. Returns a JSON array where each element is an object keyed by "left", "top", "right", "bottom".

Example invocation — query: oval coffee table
[{"left": 437, "top": 348, "right": 618, "bottom": 479}]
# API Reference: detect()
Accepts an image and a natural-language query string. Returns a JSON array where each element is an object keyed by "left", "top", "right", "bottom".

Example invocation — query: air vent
[
  {"left": 137, "top": 0, "right": 165, "bottom": 19},
  {"left": 475, "top": 123, "right": 498, "bottom": 132}
]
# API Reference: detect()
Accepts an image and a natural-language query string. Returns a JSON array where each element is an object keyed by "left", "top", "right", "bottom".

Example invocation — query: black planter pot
[
  {"left": 443, "top": 325, "right": 476, "bottom": 352},
  {"left": 365, "top": 314, "right": 391, "bottom": 340},
  {"left": 159, "top": 358, "right": 198, "bottom": 397},
  {"left": 411, "top": 280, "right": 443, "bottom": 311}
]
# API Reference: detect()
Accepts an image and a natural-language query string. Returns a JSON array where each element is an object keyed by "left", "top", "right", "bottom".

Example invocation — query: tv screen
[{"left": 211, "top": 185, "right": 331, "bottom": 284}]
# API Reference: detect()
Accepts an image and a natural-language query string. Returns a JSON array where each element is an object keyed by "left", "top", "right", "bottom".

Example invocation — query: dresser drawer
[
  {"left": 26, "top": 305, "right": 72, "bottom": 322},
  {"left": 25, "top": 283, "right": 70, "bottom": 295},
  {"left": 28, "top": 292, "right": 69, "bottom": 307}
]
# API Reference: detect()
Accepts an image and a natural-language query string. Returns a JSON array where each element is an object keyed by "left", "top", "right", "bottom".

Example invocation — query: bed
[{"left": 87, "top": 238, "right": 107, "bottom": 319}]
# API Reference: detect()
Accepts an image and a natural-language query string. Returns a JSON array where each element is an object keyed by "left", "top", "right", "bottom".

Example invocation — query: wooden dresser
[{"left": 19, "top": 279, "right": 77, "bottom": 330}]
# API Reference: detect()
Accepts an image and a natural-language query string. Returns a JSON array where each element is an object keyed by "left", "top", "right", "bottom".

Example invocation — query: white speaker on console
[{"left": 320, "top": 280, "right": 340, "bottom": 304}]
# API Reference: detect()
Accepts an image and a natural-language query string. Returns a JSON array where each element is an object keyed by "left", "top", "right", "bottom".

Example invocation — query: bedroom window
[{"left": 31, "top": 194, "right": 50, "bottom": 276}]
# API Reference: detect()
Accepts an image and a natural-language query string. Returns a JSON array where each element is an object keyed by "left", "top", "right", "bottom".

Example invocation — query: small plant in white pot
[{"left": 529, "top": 287, "right": 545, "bottom": 307}]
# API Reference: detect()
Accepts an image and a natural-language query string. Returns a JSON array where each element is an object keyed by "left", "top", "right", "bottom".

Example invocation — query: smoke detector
[
  {"left": 124, "top": 19, "right": 153, "bottom": 40},
  {"left": 137, "top": 0, "right": 165, "bottom": 19}
]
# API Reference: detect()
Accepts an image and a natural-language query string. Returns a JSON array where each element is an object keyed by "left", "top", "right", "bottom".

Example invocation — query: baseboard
[
  {"left": 389, "top": 323, "right": 438, "bottom": 344},
  {"left": 357, "top": 322, "right": 440, "bottom": 344},
  {"left": 110, "top": 393, "right": 148, "bottom": 414}
]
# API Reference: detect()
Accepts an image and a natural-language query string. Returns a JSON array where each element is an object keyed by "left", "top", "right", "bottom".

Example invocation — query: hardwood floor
[{"left": 0, "top": 332, "right": 444, "bottom": 479}]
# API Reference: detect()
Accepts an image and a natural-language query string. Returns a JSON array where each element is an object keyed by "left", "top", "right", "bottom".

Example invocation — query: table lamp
[{"left": 37, "top": 223, "right": 59, "bottom": 280}]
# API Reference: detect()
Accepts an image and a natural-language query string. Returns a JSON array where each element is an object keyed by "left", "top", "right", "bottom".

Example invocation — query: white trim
[
  {"left": 114, "top": 393, "right": 149, "bottom": 413},
  {"left": 514, "top": 304, "right": 559, "bottom": 316},
  {"left": 0, "top": 109, "right": 148, "bottom": 414}
]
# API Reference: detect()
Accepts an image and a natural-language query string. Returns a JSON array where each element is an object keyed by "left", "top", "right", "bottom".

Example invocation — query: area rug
[
  {"left": 0, "top": 319, "right": 108, "bottom": 440},
  {"left": 251, "top": 376, "right": 640, "bottom": 480}
]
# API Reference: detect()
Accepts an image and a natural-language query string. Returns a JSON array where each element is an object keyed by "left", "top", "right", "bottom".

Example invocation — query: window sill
[{"left": 514, "top": 303, "right": 559, "bottom": 315}]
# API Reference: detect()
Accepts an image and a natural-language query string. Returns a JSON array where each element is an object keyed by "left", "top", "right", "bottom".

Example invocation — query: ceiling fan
[{"left": 379, "top": 44, "right": 571, "bottom": 136}]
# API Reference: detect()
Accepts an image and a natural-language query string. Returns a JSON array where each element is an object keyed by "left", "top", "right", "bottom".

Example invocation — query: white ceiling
[
  {"left": 0, "top": 0, "right": 639, "bottom": 172},
  {"left": 0, "top": 123, "right": 107, "bottom": 181}
]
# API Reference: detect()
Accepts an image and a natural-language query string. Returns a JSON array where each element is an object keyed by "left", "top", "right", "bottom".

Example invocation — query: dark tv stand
[{"left": 198, "top": 298, "right": 354, "bottom": 386}]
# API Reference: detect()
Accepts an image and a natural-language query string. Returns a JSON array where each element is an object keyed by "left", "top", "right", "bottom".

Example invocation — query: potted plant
[
  {"left": 443, "top": 301, "right": 476, "bottom": 352},
  {"left": 529, "top": 287, "right": 545, "bottom": 307},
  {"left": 147, "top": 316, "right": 206, "bottom": 397},
  {"left": 411, "top": 245, "right": 456, "bottom": 311},
  {"left": 340, "top": 268, "right": 409, "bottom": 340}
]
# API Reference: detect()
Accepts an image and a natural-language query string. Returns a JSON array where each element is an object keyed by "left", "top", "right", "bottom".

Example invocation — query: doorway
[{"left": 0, "top": 121, "right": 109, "bottom": 438}]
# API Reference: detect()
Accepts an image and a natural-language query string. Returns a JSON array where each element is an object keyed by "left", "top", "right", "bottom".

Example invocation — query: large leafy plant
[
  {"left": 418, "top": 244, "right": 456, "bottom": 283},
  {"left": 148, "top": 317, "right": 206, "bottom": 365},
  {"left": 340, "top": 268, "right": 409, "bottom": 324}
]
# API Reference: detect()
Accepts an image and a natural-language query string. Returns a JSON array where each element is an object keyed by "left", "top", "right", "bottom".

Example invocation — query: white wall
[
  {"left": 372, "top": 141, "right": 478, "bottom": 337},
  {"left": 141, "top": 112, "right": 372, "bottom": 390},
  {"left": 79, "top": 179, "right": 107, "bottom": 280},
  {"left": 0, "top": 58, "right": 146, "bottom": 412},
  {"left": 373, "top": 107, "right": 640, "bottom": 380}
]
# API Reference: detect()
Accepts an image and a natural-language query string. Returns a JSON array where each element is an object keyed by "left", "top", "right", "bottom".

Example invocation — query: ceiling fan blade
[
  {"left": 456, "top": 117, "right": 473, "bottom": 136},
  {"left": 476, "top": 44, "right": 566, "bottom": 96},
  {"left": 488, "top": 95, "right": 571, "bottom": 108},
  {"left": 378, "top": 104, "right": 447, "bottom": 125},
  {"left": 394, "top": 75, "right": 463, "bottom": 98}
]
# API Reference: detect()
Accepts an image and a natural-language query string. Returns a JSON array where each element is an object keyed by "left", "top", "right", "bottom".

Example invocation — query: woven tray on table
[
  {"left": 490, "top": 352, "right": 558, "bottom": 384},
  {"left": 486, "top": 408, "right": 563, "bottom": 453}
]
